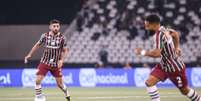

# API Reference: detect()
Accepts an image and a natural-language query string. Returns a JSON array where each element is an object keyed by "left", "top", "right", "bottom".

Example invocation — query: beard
[
  {"left": 147, "top": 30, "right": 156, "bottom": 36},
  {"left": 52, "top": 30, "right": 59, "bottom": 34}
]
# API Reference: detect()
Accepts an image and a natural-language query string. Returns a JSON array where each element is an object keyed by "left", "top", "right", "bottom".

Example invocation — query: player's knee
[
  {"left": 180, "top": 87, "right": 189, "bottom": 95},
  {"left": 145, "top": 75, "right": 159, "bottom": 87},
  {"left": 145, "top": 80, "right": 154, "bottom": 87},
  {"left": 35, "top": 79, "right": 41, "bottom": 85},
  {"left": 35, "top": 75, "right": 44, "bottom": 85}
]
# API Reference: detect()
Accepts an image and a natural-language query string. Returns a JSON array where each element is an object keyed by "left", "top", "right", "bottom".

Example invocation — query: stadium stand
[{"left": 64, "top": 0, "right": 201, "bottom": 66}]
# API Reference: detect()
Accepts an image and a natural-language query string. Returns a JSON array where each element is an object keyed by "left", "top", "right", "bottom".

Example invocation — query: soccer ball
[{"left": 34, "top": 95, "right": 46, "bottom": 101}]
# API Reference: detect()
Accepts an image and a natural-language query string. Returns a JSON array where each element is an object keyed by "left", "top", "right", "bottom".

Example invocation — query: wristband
[{"left": 140, "top": 50, "right": 146, "bottom": 56}]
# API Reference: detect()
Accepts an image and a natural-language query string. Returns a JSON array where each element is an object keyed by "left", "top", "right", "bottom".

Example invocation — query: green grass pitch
[{"left": 0, "top": 87, "right": 200, "bottom": 101}]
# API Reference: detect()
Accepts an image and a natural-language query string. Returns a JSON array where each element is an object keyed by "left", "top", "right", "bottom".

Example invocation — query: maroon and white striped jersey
[
  {"left": 38, "top": 32, "right": 67, "bottom": 67},
  {"left": 154, "top": 26, "right": 185, "bottom": 72}
]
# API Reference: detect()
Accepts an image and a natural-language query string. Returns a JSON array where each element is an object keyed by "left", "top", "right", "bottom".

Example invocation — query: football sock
[
  {"left": 187, "top": 88, "right": 201, "bottom": 101},
  {"left": 146, "top": 85, "right": 160, "bottom": 101},
  {"left": 35, "top": 84, "right": 42, "bottom": 97},
  {"left": 59, "top": 83, "right": 70, "bottom": 101}
]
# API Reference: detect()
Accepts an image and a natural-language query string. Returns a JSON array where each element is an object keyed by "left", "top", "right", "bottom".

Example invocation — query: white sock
[
  {"left": 187, "top": 88, "right": 201, "bottom": 101},
  {"left": 60, "top": 83, "right": 70, "bottom": 97},
  {"left": 146, "top": 85, "right": 160, "bottom": 101},
  {"left": 35, "top": 84, "right": 42, "bottom": 96}
]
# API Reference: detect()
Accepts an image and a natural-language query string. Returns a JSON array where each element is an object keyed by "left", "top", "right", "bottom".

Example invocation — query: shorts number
[{"left": 176, "top": 76, "right": 183, "bottom": 87}]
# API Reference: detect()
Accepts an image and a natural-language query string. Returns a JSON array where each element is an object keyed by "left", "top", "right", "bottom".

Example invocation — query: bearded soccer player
[
  {"left": 25, "top": 19, "right": 71, "bottom": 101},
  {"left": 135, "top": 14, "right": 201, "bottom": 101}
]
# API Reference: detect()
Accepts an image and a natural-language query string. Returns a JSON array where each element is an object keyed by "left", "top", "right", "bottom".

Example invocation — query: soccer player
[
  {"left": 25, "top": 19, "right": 71, "bottom": 101},
  {"left": 135, "top": 14, "right": 201, "bottom": 101}
]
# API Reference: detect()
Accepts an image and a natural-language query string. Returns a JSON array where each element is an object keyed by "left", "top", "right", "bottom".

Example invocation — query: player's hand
[
  {"left": 24, "top": 54, "right": 31, "bottom": 64},
  {"left": 58, "top": 59, "right": 64, "bottom": 68},
  {"left": 134, "top": 48, "right": 142, "bottom": 55},
  {"left": 176, "top": 48, "right": 181, "bottom": 56}
]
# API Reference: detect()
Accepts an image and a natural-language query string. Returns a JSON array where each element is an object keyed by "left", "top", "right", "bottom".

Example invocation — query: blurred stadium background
[{"left": 0, "top": 0, "right": 201, "bottom": 101}]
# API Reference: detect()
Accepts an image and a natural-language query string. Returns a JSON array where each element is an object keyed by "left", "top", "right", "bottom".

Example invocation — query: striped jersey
[
  {"left": 38, "top": 32, "right": 67, "bottom": 67},
  {"left": 154, "top": 26, "right": 185, "bottom": 72}
]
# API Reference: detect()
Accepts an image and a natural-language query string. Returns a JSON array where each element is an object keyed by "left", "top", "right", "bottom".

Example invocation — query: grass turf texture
[{"left": 0, "top": 87, "right": 200, "bottom": 101}]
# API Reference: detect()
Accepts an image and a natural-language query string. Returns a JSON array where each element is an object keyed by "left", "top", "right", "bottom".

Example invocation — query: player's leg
[
  {"left": 145, "top": 64, "right": 168, "bottom": 101},
  {"left": 169, "top": 68, "right": 201, "bottom": 101},
  {"left": 35, "top": 75, "right": 45, "bottom": 97},
  {"left": 51, "top": 68, "right": 71, "bottom": 101},
  {"left": 180, "top": 87, "right": 201, "bottom": 101},
  {"left": 35, "top": 63, "right": 49, "bottom": 100},
  {"left": 55, "top": 77, "right": 71, "bottom": 101},
  {"left": 145, "top": 75, "right": 160, "bottom": 101}
]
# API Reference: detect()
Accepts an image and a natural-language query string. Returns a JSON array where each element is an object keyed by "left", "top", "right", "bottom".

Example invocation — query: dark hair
[
  {"left": 49, "top": 19, "right": 60, "bottom": 25},
  {"left": 145, "top": 14, "right": 160, "bottom": 24}
]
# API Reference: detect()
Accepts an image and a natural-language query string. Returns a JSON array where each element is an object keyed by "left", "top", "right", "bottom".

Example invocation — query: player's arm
[
  {"left": 165, "top": 28, "right": 181, "bottom": 56},
  {"left": 171, "top": 31, "right": 179, "bottom": 49},
  {"left": 24, "top": 42, "right": 41, "bottom": 63},
  {"left": 134, "top": 29, "right": 162, "bottom": 58},
  {"left": 60, "top": 47, "right": 68, "bottom": 61},
  {"left": 135, "top": 48, "right": 161, "bottom": 58},
  {"left": 58, "top": 47, "right": 68, "bottom": 68},
  {"left": 24, "top": 33, "right": 45, "bottom": 63},
  {"left": 170, "top": 30, "right": 181, "bottom": 55},
  {"left": 58, "top": 36, "right": 68, "bottom": 68}
]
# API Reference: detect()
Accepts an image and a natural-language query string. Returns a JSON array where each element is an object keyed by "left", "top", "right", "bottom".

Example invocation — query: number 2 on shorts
[{"left": 176, "top": 76, "right": 183, "bottom": 87}]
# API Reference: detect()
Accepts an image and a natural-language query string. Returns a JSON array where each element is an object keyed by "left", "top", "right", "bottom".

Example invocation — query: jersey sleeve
[
  {"left": 161, "top": 28, "right": 174, "bottom": 44},
  {"left": 38, "top": 33, "right": 46, "bottom": 46},
  {"left": 154, "top": 32, "right": 164, "bottom": 49},
  {"left": 163, "top": 32, "right": 173, "bottom": 44}
]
